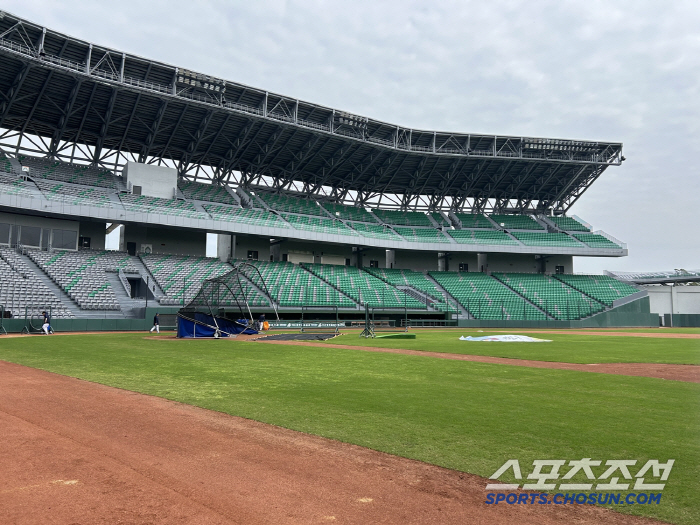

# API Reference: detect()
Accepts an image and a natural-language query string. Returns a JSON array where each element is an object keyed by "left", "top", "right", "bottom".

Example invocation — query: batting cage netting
[{"left": 177, "top": 261, "right": 278, "bottom": 338}]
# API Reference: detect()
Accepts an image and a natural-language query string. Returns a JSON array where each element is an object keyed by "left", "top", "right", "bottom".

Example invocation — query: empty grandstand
[
  {"left": 28, "top": 250, "right": 133, "bottom": 310},
  {"left": 0, "top": 11, "right": 659, "bottom": 331}
]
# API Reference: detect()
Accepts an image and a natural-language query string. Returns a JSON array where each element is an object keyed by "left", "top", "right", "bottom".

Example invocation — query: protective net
[{"left": 177, "top": 261, "right": 278, "bottom": 338}]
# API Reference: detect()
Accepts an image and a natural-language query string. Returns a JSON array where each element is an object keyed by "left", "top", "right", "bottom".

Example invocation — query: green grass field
[
  {"left": 0, "top": 331, "right": 698, "bottom": 524},
  {"left": 328, "top": 330, "right": 700, "bottom": 364}
]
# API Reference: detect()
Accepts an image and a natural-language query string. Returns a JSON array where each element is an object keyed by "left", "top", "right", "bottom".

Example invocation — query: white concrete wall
[
  {"left": 123, "top": 162, "right": 177, "bottom": 200},
  {"left": 645, "top": 286, "right": 700, "bottom": 315}
]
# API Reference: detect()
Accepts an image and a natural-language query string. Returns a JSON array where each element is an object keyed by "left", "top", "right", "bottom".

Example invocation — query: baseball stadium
[{"left": 0, "top": 9, "right": 697, "bottom": 525}]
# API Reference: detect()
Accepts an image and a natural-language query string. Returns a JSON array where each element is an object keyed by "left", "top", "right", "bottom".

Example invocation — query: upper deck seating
[
  {"left": 281, "top": 214, "right": 357, "bottom": 236},
  {"left": 548, "top": 216, "right": 590, "bottom": 232},
  {"left": 430, "top": 212, "right": 450, "bottom": 227},
  {"left": 392, "top": 227, "right": 449, "bottom": 243},
  {"left": 511, "top": 232, "right": 582, "bottom": 247},
  {"left": 0, "top": 175, "right": 40, "bottom": 199},
  {"left": 19, "top": 155, "right": 119, "bottom": 189},
  {"left": 573, "top": 233, "right": 622, "bottom": 249},
  {"left": 178, "top": 180, "right": 238, "bottom": 205},
  {"left": 347, "top": 222, "right": 403, "bottom": 241},
  {"left": 204, "top": 204, "right": 290, "bottom": 228},
  {"left": 454, "top": 213, "right": 493, "bottom": 229},
  {"left": 120, "top": 194, "right": 207, "bottom": 219},
  {"left": 448, "top": 230, "right": 518, "bottom": 245},
  {"left": 489, "top": 214, "right": 545, "bottom": 230},
  {"left": 254, "top": 192, "right": 325, "bottom": 216},
  {"left": 35, "top": 180, "right": 115, "bottom": 208},
  {"left": 321, "top": 202, "right": 377, "bottom": 223},
  {"left": 372, "top": 209, "right": 433, "bottom": 227}
]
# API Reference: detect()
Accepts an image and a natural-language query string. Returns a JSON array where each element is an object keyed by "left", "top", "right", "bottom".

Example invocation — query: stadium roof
[{"left": 0, "top": 10, "right": 623, "bottom": 213}]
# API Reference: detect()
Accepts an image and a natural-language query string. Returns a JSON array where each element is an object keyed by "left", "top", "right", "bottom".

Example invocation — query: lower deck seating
[
  {"left": 554, "top": 274, "right": 639, "bottom": 306},
  {"left": 140, "top": 253, "right": 239, "bottom": 306},
  {"left": 429, "top": 271, "right": 547, "bottom": 320},
  {"left": 0, "top": 248, "right": 74, "bottom": 319},
  {"left": 364, "top": 268, "right": 459, "bottom": 311},
  {"left": 302, "top": 263, "right": 425, "bottom": 309},
  {"left": 27, "top": 249, "right": 126, "bottom": 310},
  {"left": 247, "top": 260, "right": 356, "bottom": 307},
  {"left": 494, "top": 273, "right": 605, "bottom": 320}
]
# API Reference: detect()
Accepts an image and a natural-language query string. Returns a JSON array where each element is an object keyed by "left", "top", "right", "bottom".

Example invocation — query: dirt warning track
[{"left": 0, "top": 361, "right": 665, "bottom": 524}]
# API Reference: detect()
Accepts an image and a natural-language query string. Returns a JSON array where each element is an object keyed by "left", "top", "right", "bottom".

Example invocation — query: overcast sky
[{"left": 6, "top": 0, "right": 699, "bottom": 272}]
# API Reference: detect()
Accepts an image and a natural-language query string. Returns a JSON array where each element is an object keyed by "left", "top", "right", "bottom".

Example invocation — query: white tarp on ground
[{"left": 459, "top": 335, "right": 552, "bottom": 342}]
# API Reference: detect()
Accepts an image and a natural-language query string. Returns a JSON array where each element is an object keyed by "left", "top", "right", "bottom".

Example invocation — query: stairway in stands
[
  {"left": 129, "top": 255, "right": 166, "bottom": 301},
  {"left": 104, "top": 272, "right": 148, "bottom": 318},
  {"left": 422, "top": 275, "right": 471, "bottom": 318}
]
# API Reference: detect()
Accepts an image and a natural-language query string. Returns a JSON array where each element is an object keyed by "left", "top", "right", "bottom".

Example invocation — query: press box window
[
  {"left": 20, "top": 225, "right": 41, "bottom": 247},
  {"left": 53, "top": 229, "right": 78, "bottom": 250},
  {"left": 0, "top": 223, "right": 10, "bottom": 245}
]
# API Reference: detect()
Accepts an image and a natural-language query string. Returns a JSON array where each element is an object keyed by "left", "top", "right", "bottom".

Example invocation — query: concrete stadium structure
[{"left": 0, "top": 9, "right": 677, "bottom": 331}]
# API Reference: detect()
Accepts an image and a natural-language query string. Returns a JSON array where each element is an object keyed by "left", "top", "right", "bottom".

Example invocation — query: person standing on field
[
  {"left": 41, "top": 311, "right": 53, "bottom": 335},
  {"left": 150, "top": 312, "right": 160, "bottom": 333}
]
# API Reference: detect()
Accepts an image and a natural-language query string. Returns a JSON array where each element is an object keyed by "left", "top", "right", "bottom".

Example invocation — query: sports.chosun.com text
[{"left": 485, "top": 492, "right": 662, "bottom": 505}]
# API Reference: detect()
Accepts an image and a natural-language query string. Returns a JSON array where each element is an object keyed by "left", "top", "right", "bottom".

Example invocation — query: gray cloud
[{"left": 7, "top": 0, "right": 699, "bottom": 272}]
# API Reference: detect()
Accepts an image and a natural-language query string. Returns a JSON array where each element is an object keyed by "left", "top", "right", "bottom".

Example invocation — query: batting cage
[{"left": 177, "top": 261, "right": 279, "bottom": 338}]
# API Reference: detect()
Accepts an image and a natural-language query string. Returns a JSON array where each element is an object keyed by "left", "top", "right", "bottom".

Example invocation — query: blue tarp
[{"left": 177, "top": 313, "right": 258, "bottom": 338}]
